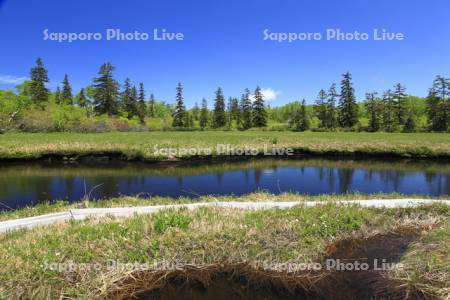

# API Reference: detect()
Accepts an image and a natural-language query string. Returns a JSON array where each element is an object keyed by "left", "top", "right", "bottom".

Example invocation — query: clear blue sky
[{"left": 0, "top": 0, "right": 449, "bottom": 107}]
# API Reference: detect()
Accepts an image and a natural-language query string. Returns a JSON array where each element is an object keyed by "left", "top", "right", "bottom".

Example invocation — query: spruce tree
[
  {"left": 92, "top": 62, "right": 119, "bottom": 115},
  {"left": 192, "top": 102, "right": 200, "bottom": 121},
  {"left": 76, "top": 88, "right": 88, "bottom": 107},
  {"left": 29, "top": 58, "right": 49, "bottom": 109},
  {"left": 199, "top": 98, "right": 209, "bottom": 130},
  {"left": 426, "top": 76, "right": 449, "bottom": 131},
  {"left": 404, "top": 115, "right": 416, "bottom": 132},
  {"left": 172, "top": 82, "right": 186, "bottom": 127},
  {"left": 137, "top": 82, "right": 147, "bottom": 124},
  {"left": 240, "top": 89, "right": 252, "bottom": 130},
  {"left": 213, "top": 87, "right": 226, "bottom": 128},
  {"left": 314, "top": 89, "right": 328, "bottom": 128},
  {"left": 338, "top": 72, "right": 358, "bottom": 128},
  {"left": 365, "top": 92, "right": 380, "bottom": 132},
  {"left": 291, "top": 100, "right": 309, "bottom": 131},
  {"left": 184, "top": 111, "right": 194, "bottom": 127},
  {"left": 326, "top": 84, "right": 338, "bottom": 129},
  {"left": 54, "top": 87, "right": 61, "bottom": 105},
  {"left": 148, "top": 94, "right": 156, "bottom": 117},
  {"left": 121, "top": 78, "right": 136, "bottom": 119},
  {"left": 61, "top": 74, "right": 73, "bottom": 105},
  {"left": 252, "top": 86, "right": 267, "bottom": 127},
  {"left": 382, "top": 90, "right": 398, "bottom": 132},
  {"left": 131, "top": 86, "right": 138, "bottom": 118},
  {"left": 229, "top": 97, "right": 239, "bottom": 121},
  {"left": 393, "top": 83, "right": 407, "bottom": 125}
]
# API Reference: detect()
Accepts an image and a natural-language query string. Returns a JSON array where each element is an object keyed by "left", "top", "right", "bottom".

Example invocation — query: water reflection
[{"left": 0, "top": 158, "right": 449, "bottom": 209}]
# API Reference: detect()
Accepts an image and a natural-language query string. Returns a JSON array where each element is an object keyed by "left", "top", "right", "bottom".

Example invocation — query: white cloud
[
  {"left": 261, "top": 88, "right": 280, "bottom": 101},
  {"left": 0, "top": 75, "right": 28, "bottom": 85},
  {"left": 249, "top": 87, "right": 281, "bottom": 102}
]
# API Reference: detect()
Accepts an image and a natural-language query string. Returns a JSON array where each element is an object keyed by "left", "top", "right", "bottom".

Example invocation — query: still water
[{"left": 0, "top": 158, "right": 449, "bottom": 209}]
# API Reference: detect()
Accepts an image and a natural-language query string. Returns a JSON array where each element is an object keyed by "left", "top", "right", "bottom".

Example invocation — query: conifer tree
[
  {"left": 131, "top": 85, "right": 138, "bottom": 118},
  {"left": 148, "top": 93, "right": 156, "bottom": 117},
  {"left": 121, "top": 78, "right": 136, "bottom": 118},
  {"left": 76, "top": 88, "right": 88, "bottom": 107},
  {"left": 92, "top": 62, "right": 119, "bottom": 115},
  {"left": 61, "top": 74, "right": 73, "bottom": 105},
  {"left": 137, "top": 82, "right": 147, "bottom": 124},
  {"left": 382, "top": 90, "right": 398, "bottom": 132},
  {"left": 291, "top": 100, "right": 309, "bottom": 131},
  {"left": 426, "top": 76, "right": 449, "bottom": 131},
  {"left": 29, "top": 58, "right": 49, "bottom": 109},
  {"left": 172, "top": 82, "right": 186, "bottom": 127},
  {"left": 184, "top": 111, "right": 194, "bottom": 127},
  {"left": 326, "top": 84, "right": 338, "bottom": 129},
  {"left": 365, "top": 92, "right": 380, "bottom": 132},
  {"left": 229, "top": 97, "right": 239, "bottom": 121},
  {"left": 314, "top": 89, "right": 328, "bottom": 128},
  {"left": 192, "top": 102, "right": 200, "bottom": 120},
  {"left": 213, "top": 87, "right": 226, "bottom": 128},
  {"left": 338, "top": 72, "right": 358, "bottom": 128},
  {"left": 404, "top": 114, "right": 416, "bottom": 132},
  {"left": 54, "top": 86, "right": 61, "bottom": 105},
  {"left": 240, "top": 89, "right": 252, "bottom": 130},
  {"left": 199, "top": 98, "right": 209, "bottom": 130},
  {"left": 252, "top": 86, "right": 267, "bottom": 127},
  {"left": 393, "top": 83, "right": 407, "bottom": 125}
]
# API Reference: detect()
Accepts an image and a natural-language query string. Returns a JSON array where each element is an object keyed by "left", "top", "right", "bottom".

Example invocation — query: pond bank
[
  {"left": 1, "top": 131, "right": 449, "bottom": 162},
  {"left": 1, "top": 203, "right": 447, "bottom": 299},
  {"left": 2, "top": 198, "right": 450, "bottom": 232}
]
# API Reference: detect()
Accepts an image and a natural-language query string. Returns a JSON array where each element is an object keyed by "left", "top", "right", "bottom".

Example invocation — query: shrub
[{"left": 153, "top": 210, "right": 192, "bottom": 234}]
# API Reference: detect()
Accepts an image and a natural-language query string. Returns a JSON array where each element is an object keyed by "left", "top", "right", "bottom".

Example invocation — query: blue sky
[{"left": 0, "top": 0, "right": 449, "bottom": 107}]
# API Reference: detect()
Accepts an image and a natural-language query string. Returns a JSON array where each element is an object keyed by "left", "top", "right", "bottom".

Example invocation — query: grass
[
  {"left": 392, "top": 215, "right": 450, "bottom": 299},
  {"left": 0, "top": 131, "right": 450, "bottom": 160},
  {"left": 1, "top": 192, "right": 448, "bottom": 222},
  {"left": 0, "top": 202, "right": 448, "bottom": 299}
]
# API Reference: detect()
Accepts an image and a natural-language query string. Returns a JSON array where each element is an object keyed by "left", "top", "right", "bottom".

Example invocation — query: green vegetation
[
  {"left": 392, "top": 212, "right": 450, "bottom": 299},
  {"left": 0, "top": 200, "right": 448, "bottom": 299},
  {"left": 0, "top": 58, "right": 448, "bottom": 133},
  {"left": 0, "top": 131, "right": 449, "bottom": 160},
  {"left": 2, "top": 192, "right": 449, "bottom": 222}
]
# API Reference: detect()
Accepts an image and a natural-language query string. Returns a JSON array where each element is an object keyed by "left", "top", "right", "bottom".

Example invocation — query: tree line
[{"left": 18, "top": 57, "right": 450, "bottom": 132}]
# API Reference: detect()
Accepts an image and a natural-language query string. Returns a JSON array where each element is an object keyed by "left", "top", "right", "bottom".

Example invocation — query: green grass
[
  {"left": 0, "top": 131, "right": 449, "bottom": 160},
  {"left": 1, "top": 192, "right": 448, "bottom": 222},
  {"left": 0, "top": 202, "right": 448, "bottom": 299}
]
